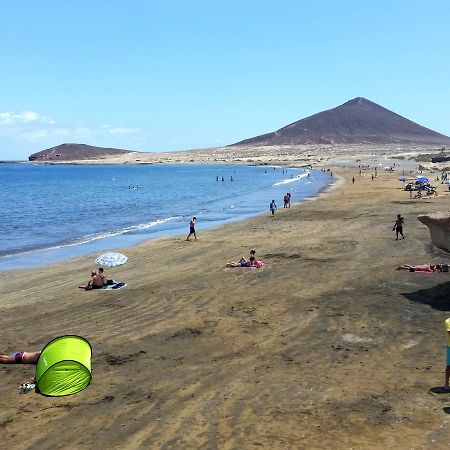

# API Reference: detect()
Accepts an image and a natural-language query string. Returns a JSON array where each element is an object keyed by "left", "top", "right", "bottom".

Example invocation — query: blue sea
[{"left": 0, "top": 163, "right": 333, "bottom": 270}]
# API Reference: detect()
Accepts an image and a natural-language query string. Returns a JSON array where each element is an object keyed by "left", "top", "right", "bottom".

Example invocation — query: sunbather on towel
[
  {"left": 226, "top": 256, "right": 252, "bottom": 267},
  {"left": 396, "top": 264, "right": 449, "bottom": 272},
  {"left": 226, "top": 256, "right": 263, "bottom": 268},
  {"left": 0, "top": 351, "right": 41, "bottom": 364}
]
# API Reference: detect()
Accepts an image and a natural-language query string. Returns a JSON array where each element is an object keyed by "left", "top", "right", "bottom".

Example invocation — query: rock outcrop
[
  {"left": 29, "top": 143, "right": 133, "bottom": 162},
  {"left": 418, "top": 211, "right": 450, "bottom": 252}
]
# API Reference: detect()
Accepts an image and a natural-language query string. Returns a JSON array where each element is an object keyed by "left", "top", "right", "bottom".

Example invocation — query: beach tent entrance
[{"left": 35, "top": 335, "right": 92, "bottom": 397}]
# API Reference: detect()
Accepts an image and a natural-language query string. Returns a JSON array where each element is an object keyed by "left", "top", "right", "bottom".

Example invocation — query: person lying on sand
[
  {"left": 226, "top": 256, "right": 253, "bottom": 267},
  {"left": 396, "top": 264, "right": 449, "bottom": 272},
  {"left": 0, "top": 351, "right": 41, "bottom": 364},
  {"left": 226, "top": 256, "right": 264, "bottom": 268},
  {"left": 79, "top": 271, "right": 104, "bottom": 290}
]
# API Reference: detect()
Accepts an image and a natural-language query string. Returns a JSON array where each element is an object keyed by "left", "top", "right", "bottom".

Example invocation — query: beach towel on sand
[{"left": 101, "top": 282, "right": 126, "bottom": 290}]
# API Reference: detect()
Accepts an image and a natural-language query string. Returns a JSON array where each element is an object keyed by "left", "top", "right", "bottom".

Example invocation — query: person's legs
[
  {"left": 0, "top": 354, "right": 16, "bottom": 363},
  {"left": 445, "top": 348, "right": 450, "bottom": 388}
]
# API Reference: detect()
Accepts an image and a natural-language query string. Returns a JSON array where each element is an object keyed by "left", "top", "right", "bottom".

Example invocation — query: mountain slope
[{"left": 233, "top": 97, "right": 450, "bottom": 146}]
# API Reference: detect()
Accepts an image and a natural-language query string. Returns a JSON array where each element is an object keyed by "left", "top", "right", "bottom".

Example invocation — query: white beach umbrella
[{"left": 95, "top": 252, "right": 128, "bottom": 267}]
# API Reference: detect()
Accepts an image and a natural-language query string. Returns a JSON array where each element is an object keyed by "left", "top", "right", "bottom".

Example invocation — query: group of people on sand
[{"left": 79, "top": 267, "right": 111, "bottom": 290}]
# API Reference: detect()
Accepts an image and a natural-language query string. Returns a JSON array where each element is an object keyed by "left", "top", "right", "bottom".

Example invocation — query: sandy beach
[{"left": 2, "top": 163, "right": 450, "bottom": 449}]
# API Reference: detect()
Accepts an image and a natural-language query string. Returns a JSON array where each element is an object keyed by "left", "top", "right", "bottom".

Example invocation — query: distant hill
[
  {"left": 28, "top": 143, "right": 133, "bottom": 161},
  {"left": 232, "top": 97, "right": 450, "bottom": 146}
]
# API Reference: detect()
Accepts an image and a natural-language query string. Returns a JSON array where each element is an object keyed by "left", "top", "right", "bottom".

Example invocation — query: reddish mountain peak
[{"left": 233, "top": 98, "right": 450, "bottom": 146}]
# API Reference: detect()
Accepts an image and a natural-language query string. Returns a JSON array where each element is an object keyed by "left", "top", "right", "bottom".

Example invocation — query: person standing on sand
[
  {"left": 186, "top": 217, "right": 197, "bottom": 241},
  {"left": 444, "top": 317, "right": 450, "bottom": 389},
  {"left": 393, "top": 214, "right": 405, "bottom": 240},
  {"left": 269, "top": 200, "right": 277, "bottom": 218},
  {"left": 352, "top": 177, "right": 355, "bottom": 184}
]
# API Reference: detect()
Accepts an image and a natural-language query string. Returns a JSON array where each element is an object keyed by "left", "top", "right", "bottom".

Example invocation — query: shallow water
[{"left": 0, "top": 163, "right": 332, "bottom": 269}]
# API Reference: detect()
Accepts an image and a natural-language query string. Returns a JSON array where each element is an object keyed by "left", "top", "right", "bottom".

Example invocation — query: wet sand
[{"left": 1, "top": 168, "right": 450, "bottom": 449}]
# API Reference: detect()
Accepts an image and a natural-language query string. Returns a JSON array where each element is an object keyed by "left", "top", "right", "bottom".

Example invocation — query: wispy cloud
[
  {"left": 0, "top": 111, "right": 55, "bottom": 126},
  {"left": 0, "top": 110, "right": 140, "bottom": 147}
]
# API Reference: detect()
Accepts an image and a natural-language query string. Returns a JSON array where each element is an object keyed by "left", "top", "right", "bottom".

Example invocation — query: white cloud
[
  {"left": 0, "top": 111, "right": 55, "bottom": 125},
  {"left": 0, "top": 110, "right": 141, "bottom": 149}
]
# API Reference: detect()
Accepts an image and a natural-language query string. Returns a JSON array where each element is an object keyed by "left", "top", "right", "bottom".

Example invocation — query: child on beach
[
  {"left": 393, "top": 214, "right": 405, "bottom": 240},
  {"left": 269, "top": 200, "right": 277, "bottom": 218}
]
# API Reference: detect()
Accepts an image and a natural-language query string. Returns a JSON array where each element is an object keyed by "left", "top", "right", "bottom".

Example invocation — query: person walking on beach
[
  {"left": 186, "top": 216, "right": 197, "bottom": 241},
  {"left": 444, "top": 317, "right": 450, "bottom": 390},
  {"left": 393, "top": 214, "right": 405, "bottom": 240},
  {"left": 269, "top": 200, "right": 277, "bottom": 218}
]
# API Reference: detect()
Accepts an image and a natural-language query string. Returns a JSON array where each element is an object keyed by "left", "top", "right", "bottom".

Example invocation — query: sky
[{"left": 1, "top": 0, "right": 449, "bottom": 160}]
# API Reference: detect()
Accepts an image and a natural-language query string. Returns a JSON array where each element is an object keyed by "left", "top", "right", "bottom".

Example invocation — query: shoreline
[
  {"left": 2, "top": 164, "right": 450, "bottom": 448},
  {"left": 0, "top": 165, "right": 331, "bottom": 272}
]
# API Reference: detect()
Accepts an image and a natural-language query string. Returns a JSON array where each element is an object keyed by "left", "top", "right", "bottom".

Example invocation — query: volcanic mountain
[
  {"left": 233, "top": 97, "right": 450, "bottom": 146},
  {"left": 28, "top": 143, "right": 133, "bottom": 161}
]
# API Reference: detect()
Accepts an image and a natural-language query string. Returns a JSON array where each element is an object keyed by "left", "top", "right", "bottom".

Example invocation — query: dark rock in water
[
  {"left": 418, "top": 211, "right": 450, "bottom": 252},
  {"left": 232, "top": 97, "right": 450, "bottom": 146},
  {"left": 28, "top": 143, "right": 133, "bottom": 162}
]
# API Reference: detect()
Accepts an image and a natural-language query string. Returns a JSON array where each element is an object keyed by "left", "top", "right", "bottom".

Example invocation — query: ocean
[{"left": 0, "top": 163, "right": 333, "bottom": 270}]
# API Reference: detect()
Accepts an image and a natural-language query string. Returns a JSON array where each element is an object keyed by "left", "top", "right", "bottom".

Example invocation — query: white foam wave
[
  {"left": 272, "top": 172, "right": 309, "bottom": 186},
  {"left": 1, "top": 216, "right": 180, "bottom": 259}
]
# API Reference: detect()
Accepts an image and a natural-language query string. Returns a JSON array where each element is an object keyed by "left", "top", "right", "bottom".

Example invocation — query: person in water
[{"left": 186, "top": 217, "right": 197, "bottom": 241}]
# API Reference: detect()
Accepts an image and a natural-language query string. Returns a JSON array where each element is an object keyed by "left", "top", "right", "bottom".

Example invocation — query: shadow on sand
[
  {"left": 430, "top": 387, "right": 450, "bottom": 394},
  {"left": 402, "top": 281, "right": 450, "bottom": 311}
]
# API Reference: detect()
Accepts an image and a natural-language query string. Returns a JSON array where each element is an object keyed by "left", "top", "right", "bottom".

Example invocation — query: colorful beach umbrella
[{"left": 95, "top": 252, "right": 128, "bottom": 267}]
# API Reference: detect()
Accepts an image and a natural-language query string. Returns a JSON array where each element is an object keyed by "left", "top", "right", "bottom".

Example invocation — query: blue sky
[{"left": 1, "top": 0, "right": 449, "bottom": 160}]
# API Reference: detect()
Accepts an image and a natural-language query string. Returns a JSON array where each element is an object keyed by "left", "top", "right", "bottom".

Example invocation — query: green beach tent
[{"left": 35, "top": 335, "right": 92, "bottom": 397}]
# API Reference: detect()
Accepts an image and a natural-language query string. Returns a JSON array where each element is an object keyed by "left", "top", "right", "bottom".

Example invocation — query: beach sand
[{"left": 1, "top": 167, "right": 450, "bottom": 449}]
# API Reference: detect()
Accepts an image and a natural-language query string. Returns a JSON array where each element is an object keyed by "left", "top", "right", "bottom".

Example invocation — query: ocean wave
[
  {"left": 272, "top": 172, "right": 309, "bottom": 186},
  {"left": 0, "top": 216, "right": 180, "bottom": 259}
]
